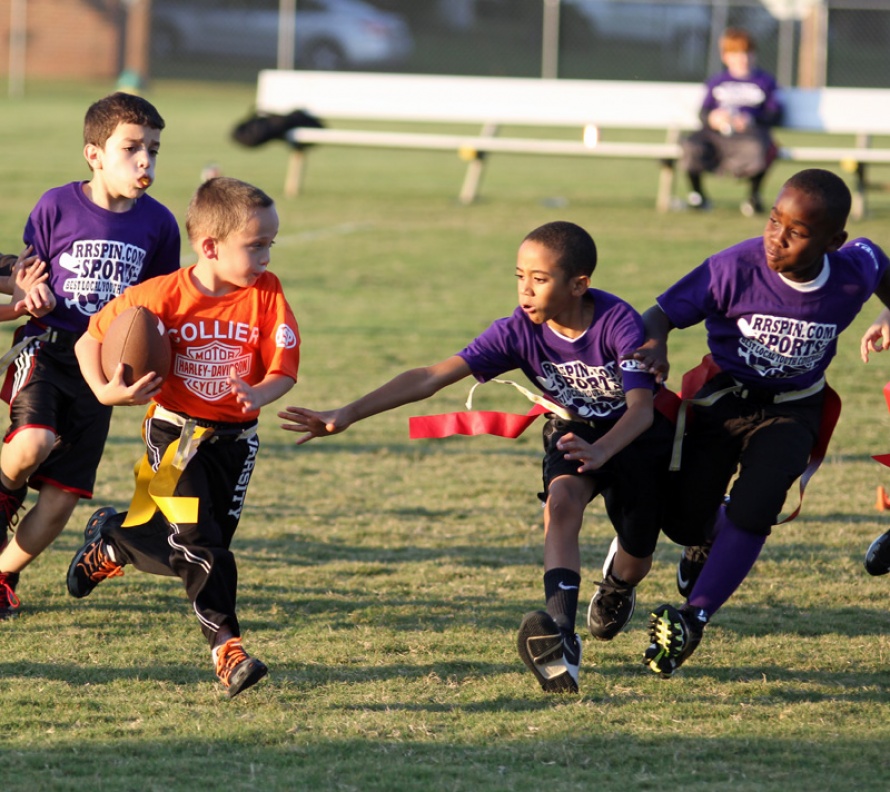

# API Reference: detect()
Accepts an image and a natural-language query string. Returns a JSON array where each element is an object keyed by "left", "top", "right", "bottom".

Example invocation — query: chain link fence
[{"left": 145, "top": 0, "right": 889, "bottom": 88}]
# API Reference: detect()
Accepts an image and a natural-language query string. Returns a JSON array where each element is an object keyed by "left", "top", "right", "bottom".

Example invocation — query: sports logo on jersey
[
  {"left": 536, "top": 359, "right": 626, "bottom": 419},
  {"left": 620, "top": 358, "right": 647, "bottom": 373},
  {"left": 275, "top": 324, "right": 298, "bottom": 349},
  {"left": 174, "top": 341, "right": 251, "bottom": 401},
  {"left": 59, "top": 242, "right": 146, "bottom": 316},
  {"left": 737, "top": 314, "right": 837, "bottom": 378}
]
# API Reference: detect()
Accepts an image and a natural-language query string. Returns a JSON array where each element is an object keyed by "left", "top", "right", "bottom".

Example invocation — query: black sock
[{"left": 543, "top": 567, "right": 581, "bottom": 634}]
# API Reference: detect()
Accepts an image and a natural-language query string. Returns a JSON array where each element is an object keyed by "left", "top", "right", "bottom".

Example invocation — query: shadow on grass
[
  {"left": 0, "top": 651, "right": 886, "bottom": 705},
  {"left": 49, "top": 577, "right": 890, "bottom": 641},
  {"left": 3, "top": 706, "right": 890, "bottom": 791}
]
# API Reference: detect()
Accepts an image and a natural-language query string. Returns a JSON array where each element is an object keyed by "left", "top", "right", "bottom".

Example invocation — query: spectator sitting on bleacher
[{"left": 682, "top": 27, "right": 783, "bottom": 217}]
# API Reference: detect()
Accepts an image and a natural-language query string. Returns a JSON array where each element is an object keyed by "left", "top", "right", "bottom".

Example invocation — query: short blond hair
[
  {"left": 720, "top": 27, "right": 756, "bottom": 54},
  {"left": 185, "top": 177, "right": 274, "bottom": 244}
]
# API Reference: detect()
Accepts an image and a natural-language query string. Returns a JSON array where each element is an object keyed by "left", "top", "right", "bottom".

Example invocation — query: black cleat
[
  {"left": 643, "top": 603, "right": 707, "bottom": 678},
  {"left": 865, "top": 529, "right": 890, "bottom": 576},
  {"left": 517, "top": 610, "right": 581, "bottom": 693},
  {"left": 587, "top": 538, "right": 635, "bottom": 640}
]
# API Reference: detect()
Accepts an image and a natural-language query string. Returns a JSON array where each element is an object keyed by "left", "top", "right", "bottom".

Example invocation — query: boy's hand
[
  {"left": 278, "top": 406, "right": 348, "bottom": 445},
  {"left": 861, "top": 307, "right": 890, "bottom": 362},
  {"left": 557, "top": 432, "right": 608, "bottom": 473},
  {"left": 96, "top": 364, "right": 163, "bottom": 406},
  {"left": 228, "top": 366, "right": 260, "bottom": 413},
  {"left": 18, "top": 282, "right": 56, "bottom": 318},
  {"left": 622, "top": 337, "right": 670, "bottom": 383},
  {"left": 11, "top": 247, "right": 47, "bottom": 300},
  {"left": 0, "top": 245, "right": 37, "bottom": 295}
]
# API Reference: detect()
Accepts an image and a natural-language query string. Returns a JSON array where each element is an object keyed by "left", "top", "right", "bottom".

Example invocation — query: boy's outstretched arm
[
  {"left": 556, "top": 387, "right": 654, "bottom": 473},
  {"left": 279, "top": 355, "right": 472, "bottom": 445},
  {"left": 860, "top": 270, "right": 890, "bottom": 363},
  {"left": 623, "top": 305, "right": 674, "bottom": 384}
]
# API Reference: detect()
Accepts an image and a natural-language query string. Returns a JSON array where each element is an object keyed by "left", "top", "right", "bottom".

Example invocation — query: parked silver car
[{"left": 151, "top": 0, "right": 414, "bottom": 71}]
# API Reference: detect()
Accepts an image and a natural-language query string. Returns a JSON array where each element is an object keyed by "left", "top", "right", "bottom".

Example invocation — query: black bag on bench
[{"left": 231, "top": 108, "right": 324, "bottom": 148}]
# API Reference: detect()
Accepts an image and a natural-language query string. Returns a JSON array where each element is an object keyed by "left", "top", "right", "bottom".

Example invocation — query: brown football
[{"left": 100, "top": 306, "right": 171, "bottom": 386}]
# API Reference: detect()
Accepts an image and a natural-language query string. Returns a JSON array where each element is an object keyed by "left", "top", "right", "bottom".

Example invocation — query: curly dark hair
[{"left": 523, "top": 221, "right": 597, "bottom": 279}]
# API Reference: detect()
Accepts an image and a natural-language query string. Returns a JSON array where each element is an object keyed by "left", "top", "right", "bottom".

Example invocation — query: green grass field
[{"left": 2, "top": 79, "right": 890, "bottom": 791}]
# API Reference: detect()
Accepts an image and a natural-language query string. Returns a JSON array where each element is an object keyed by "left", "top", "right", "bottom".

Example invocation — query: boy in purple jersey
[
  {"left": 0, "top": 92, "right": 180, "bottom": 618},
  {"left": 681, "top": 28, "right": 783, "bottom": 216},
  {"left": 278, "top": 221, "right": 674, "bottom": 694},
  {"left": 619, "top": 169, "right": 890, "bottom": 676}
]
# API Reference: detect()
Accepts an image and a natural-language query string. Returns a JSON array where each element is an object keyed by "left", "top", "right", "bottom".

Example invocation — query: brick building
[{"left": 1, "top": 0, "right": 149, "bottom": 81}]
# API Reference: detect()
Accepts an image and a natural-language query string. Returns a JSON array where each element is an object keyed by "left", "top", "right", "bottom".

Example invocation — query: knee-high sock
[{"left": 687, "top": 510, "right": 766, "bottom": 617}]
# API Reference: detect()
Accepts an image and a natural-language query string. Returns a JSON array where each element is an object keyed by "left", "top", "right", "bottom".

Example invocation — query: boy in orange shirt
[{"left": 66, "top": 177, "right": 299, "bottom": 697}]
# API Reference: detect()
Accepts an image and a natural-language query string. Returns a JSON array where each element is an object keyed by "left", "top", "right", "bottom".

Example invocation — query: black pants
[
  {"left": 105, "top": 414, "right": 260, "bottom": 645},
  {"left": 663, "top": 382, "right": 823, "bottom": 545}
]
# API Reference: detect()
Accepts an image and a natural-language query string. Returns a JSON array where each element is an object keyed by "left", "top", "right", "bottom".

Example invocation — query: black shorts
[
  {"left": 539, "top": 410, "right": 674, "bottom": 559},
  {"left": 3, "top": 332, "right": 111, "bottom": 497}
]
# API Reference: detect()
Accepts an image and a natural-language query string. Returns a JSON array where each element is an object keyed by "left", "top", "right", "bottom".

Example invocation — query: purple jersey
[
  {"left": 658, "top": 237, "right": 889, "bottom": 391},
  {"left": 457, "top": 289, "right": 655, "bottom": 421},
  {"left": 23, "top": 181, "right": 180, "bottom": 336},
  {"left": 701, "top": 67, "right": 782, "bottom": 128}
]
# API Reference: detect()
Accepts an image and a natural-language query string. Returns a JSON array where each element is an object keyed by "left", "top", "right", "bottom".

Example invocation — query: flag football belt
[
  {"left": 37, "top": 325, "right": 82, "bottom": 347},
  {"left": 669, "top": 374, "right": 826, "bottom": 471},
  {"left": 408, "top": 355, "right": 838, "bottom": 525},
  {"left": 121, "top": 404, "right": 257, "bottom": 529},
  {"left": 673, "top": 354, "right": 840, "bottom": 524},
  {"left": 152, "top": 403, "right": 259, "bottom": 441},
  {"left": 0, "top": 324, "right": 81, "bottom": 377},
  {"left": 409, "top": 377, "right": 680, "bottom": 440},
  {"left": 409, "top": 378, "right": 589, "bottom": 440}
]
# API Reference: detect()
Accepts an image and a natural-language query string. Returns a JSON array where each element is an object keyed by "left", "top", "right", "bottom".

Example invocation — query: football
[{"left": 100, "top": 306, "right": 171, "bottom": 386}]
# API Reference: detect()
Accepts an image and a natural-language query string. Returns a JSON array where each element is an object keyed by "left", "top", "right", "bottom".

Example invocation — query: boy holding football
[
  {"left": 278, "top": 220, "right": 673, "bottom": 694},
  {"left": 0, "top": 92, "right": 180, "bottom": 619},
  {"left": 67, "top": 177, "right": 299, "bottom": 698}
]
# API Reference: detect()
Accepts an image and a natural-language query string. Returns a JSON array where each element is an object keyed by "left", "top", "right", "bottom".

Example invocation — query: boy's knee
[
  {"left": 723, "top": 507, "right": 773, "bottom": 537},
  {"left": 546, "top": 477, "right": 591, "bottom": 522},
  {"left": 3, "top": 427, "right": 57, "bottom": 470}
]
